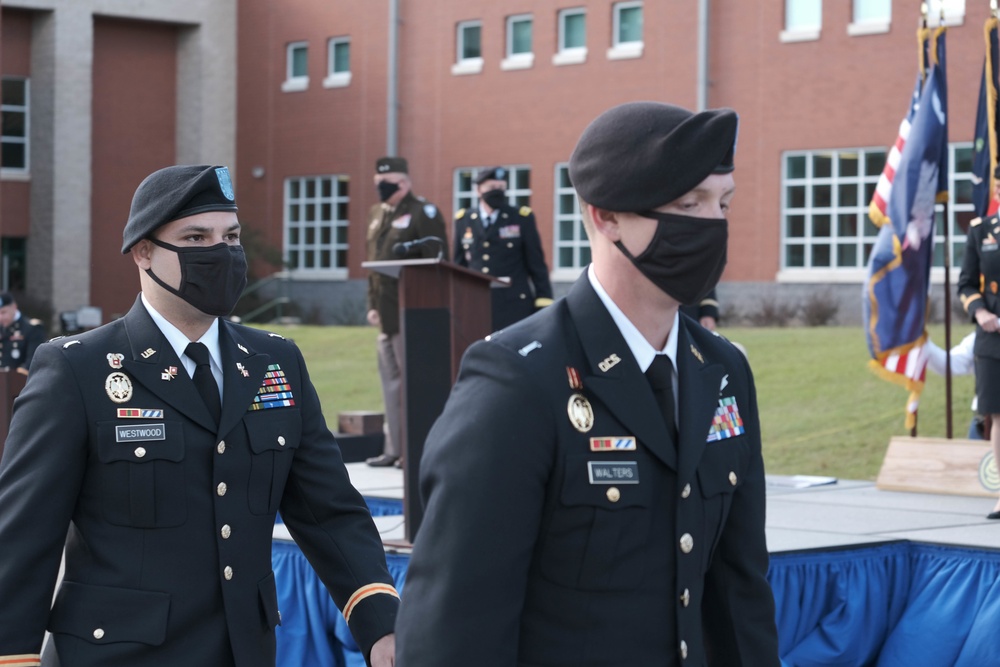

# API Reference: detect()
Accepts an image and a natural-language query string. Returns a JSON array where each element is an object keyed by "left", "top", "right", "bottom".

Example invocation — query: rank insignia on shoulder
[
  {"left": 118, "top": 408, "right": 164, "bottom": 419},
  {"left": 566, "top": 366, "right": 583, "bottom": 390},
  {"left": 107, "top": 353, "right": 124, "bottom": 369},
  {"left": 690, "top": 345, "right": 704, "bottom": 363},
  {"left": 62, "top": 340, "right": 80, "bottom": 349},
  {"left": 706, "top": 396, "right": 745, "bottom": 442},
  {"left": 268, "top": 333, "right": 285, "bottom": 340},
  {"left": 518, "top": 340, "right": 542, "bottom": 357},
  {"left": 519, "top": 206, "right": 532, "bottom": 216},
  {"left": 590, "top": 436, "right": 636, "bottom": 451},
  {"left": 455, "top": 208, "right": 467, "bottom": 219},
  {"left": 141, "top": 348, "right": 156, "bottom": 359},
  {"left": 567, "top": 393, "right": 594, "bottom": 433},
  {"left": 598, "top": 353, "right": 621, "bottom": 373},
  {"left": 106, "top": 372, "right": 133, "bottom": 404}
]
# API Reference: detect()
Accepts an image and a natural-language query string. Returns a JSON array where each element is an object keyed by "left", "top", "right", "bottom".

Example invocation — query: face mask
[
  {"left": 480, "top": 188, "right": 507, "bottom": 210},
  {"left": 146, "top": 240, "right": 248, "bottom": 316},
  {"left": 614, "top": 212, "right": 728, "bottom": 305},
  {"left": 377, "top": 181, "right": 401, "bottom": 202}
]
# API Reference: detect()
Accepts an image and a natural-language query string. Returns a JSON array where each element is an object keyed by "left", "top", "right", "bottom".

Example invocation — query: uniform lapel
[
  {"left": 217, "top": 323, "right": 270, "bottom": 437},
  {"left": 120, "top": 298, "right": 217, "bottom": 433},
  {"left": 566, "top": 277, "right": 677, "bottom": 470},
  {"left": 675, "top": 322, "right": 726, "bottom": 482}
]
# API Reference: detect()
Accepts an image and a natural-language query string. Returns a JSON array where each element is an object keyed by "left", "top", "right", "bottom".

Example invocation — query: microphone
[{"left": 392, "top": 236, "right": 445, "bottom": 258}]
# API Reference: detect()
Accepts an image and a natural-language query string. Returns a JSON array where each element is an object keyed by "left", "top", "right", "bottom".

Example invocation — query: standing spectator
[
  {"left": 0, "top": 165, "right": 399, "bottom": 667},
  {"left": 0, "top": 292, "right": 46, "bottom": 373},
  {"left": 365, "top": 156, "right": 448, "bottom": 467},
  {"left": 397, "top": 102, "right": 779, "bottom": 666},
  {"left": 453, "top": 167, "right": 553, "bottom": 330}
]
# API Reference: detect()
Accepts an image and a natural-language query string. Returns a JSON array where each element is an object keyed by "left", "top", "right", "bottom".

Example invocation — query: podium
[
  {"left": 0, "top": 370, "right": 26, "bottom": 463},
  {"left": 362, "top": 258, "right": 497, "bottom": 542}
]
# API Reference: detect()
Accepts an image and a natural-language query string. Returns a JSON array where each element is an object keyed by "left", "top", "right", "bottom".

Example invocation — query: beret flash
[
  {"left": 121, "top": 165, "right": 238, "bottom": 254},
  {"left": 568, "top": 101, "right": 738, "bottom": 213},
  {"left": 375, "top": 156, "right": 409, "bottom": 174},
  {"left": 475, "top": 166, "right": 507, "bottom": 185}
]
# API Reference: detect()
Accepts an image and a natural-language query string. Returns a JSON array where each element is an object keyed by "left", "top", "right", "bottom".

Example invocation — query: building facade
[{"left": 0, "top": 0, "right": 984, "bottom": 325}]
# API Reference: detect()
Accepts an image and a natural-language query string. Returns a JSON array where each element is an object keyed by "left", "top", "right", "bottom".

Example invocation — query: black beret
[
  {"left": 0, "top": 293, "right": 13, "bottom": 308},
  {"left": 376, "top": 156, "right": 408, "bottom": 174},
  {"left": 568, "top": 101, "right": 739, "bottom": 212},
  {"left": 121, "top": 165, "right": 238, "bottom": 253},
  {"left": 475, "top": 166, "right": 508, "bottom": 185}
]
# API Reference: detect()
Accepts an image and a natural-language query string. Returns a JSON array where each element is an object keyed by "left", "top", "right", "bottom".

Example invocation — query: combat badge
[
  {"left": 106, "top": 372, "right": 133, "bottom": 404},
  {"left": 107, "top": 353, "right": 124, "bottom": 369},
  {"left": 567, "top": 393, "right": 594, "bottom": 433}
]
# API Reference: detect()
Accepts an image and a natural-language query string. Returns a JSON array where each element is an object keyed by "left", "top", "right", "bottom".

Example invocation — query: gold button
[
  {"left": 221, "top": 524, "right": 232, "bottom": 539},
  {"left": 680, "top": 639, "right": 688, "bottom": 660},
  {"left": 729, "top": 471, "right": 738, "bottom": 486},
  {"left": 217, "top": 441, "right": 226, "bottom": 454},
  {"left": 679, "top": 533, "right": 694, "bottom": 553},
  {"left": 482, "top": 267, "right": 490, "bottom": 273},
  {"left": 482, "top": 254, "right": 490, "bottom": 261},
  {"left": 681, "top": 483, "right": 691, "bottom": 499},
  {"left": 217, "top": 482, "right": 227, "bottom": 496},
  {"left": 224, "top": 566, "right": 233, "bottom": 580},
  {"left": 134, "top": 447, "right": 147, "bottom": 458},
  {"left": 606, "top": 487, "right": 621, "bottom": 502},
  {"left": 277, "top": 436, "right": 286, "bottom": 446},
  {"left": 680, "top": 588, "right": 690, "bottom": 607},
  {"left": 93, "top": 628, "right": 105, "bottom": 640}
]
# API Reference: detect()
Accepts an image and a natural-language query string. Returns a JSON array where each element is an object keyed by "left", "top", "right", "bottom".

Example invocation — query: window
[
  {"left": 781, "top": 0, "right": 821, "bottom": 42},
  {"left": 849, "top": 0, "right": 890, "bottom": 35},
  {"left": 502, "top": 14, "right": 534, "bottom": 70},
  {"left": 1, "top": 237, "right": 26, "bottom": 291},
  {"left": 324, "top": 37, "right": 351, "bottom": 88},
  {"left": 609, "top": 2, "right": 643, "bottom": 60},
  {"left": 778, "top": 145, "right": 973, "bottom": 280},
  {"left": 1, "top": 77, "right": 29, "bottom": 173},
  {"left": 284, "top": 176, "right": 350, "bottom": 276},
  {"left": 282, "top": 42, "right": 309, "bottom": 92},
  {"left": 554, "top": 164, "right": 591, "bottom": 275},
  {"left": 927, "top": 0, "right": 965, "bottom": 26},
  {"left": 453, "top": 165, "right": 532, "bottom": 214},
  {"left": 452, "top": 20, "right": 483, "bottom": 75},
  {"left": 554, "top": 8, "right": 587, "bottom": 66}
]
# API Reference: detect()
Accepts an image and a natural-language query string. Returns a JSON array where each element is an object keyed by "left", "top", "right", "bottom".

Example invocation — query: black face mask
[
  {"left": 614, "top": 212, "right": 728, "bottom": 305},
  {"left": 480, "top": 188, "right": 507, "bottom": 210},
  {"left": 377, "top": 181, "right": 401, "bottom": 202},
  {"left": 146, "top": 240, "right": 248, "bottom": 316}
]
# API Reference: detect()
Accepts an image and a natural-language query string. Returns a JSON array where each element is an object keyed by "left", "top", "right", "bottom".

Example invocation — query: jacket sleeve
[
  {"left": 414, "top": 203, "right": 449, "bottom": 261},
  {"left": 701, "top": 353, "right": 780, "bottom": 666},
  {"left": 452, "top": 212, "right": 468, "bottom": 267},
  {"left": 395, "top": 341, "right": 556, "bottom": 667},
  {"left": 277, "top": 343, "right": 399, "bottom": 662},
  {"left": 520, "top": 211, "right": 553, "bottom": 305},
  {"left": 958, "top": 224, "right": 986, "bottom": 320},
  {"left": 0, "top": 342, "right": 90, "bottom": 665}
]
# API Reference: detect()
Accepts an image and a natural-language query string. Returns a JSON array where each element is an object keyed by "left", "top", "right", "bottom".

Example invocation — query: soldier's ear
[
  {"left": 131, "top": 239, "right": 154, "bottom": 269},
  {"left": 588, "top": 205, "right": 623, "bottom": 242}
]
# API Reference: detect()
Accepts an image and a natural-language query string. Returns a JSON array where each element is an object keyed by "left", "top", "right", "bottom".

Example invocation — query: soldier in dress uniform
[
  {"left": 365, "top": 156, "right": 448, "bottom": 467},
  {"left": 396, "top": 102, "right": 780, "bottom": 666},
  {"left": 0, "top": 165, "right": 399, "bottom": 667},
  {"left": 453, "top": 167, "right": 553, "bottom": 331},
  {"left": 959, "top": 167, "right": 1000, "bottom": 518},
  {"left": 0, "top": 292, "right": 46, "bottom": 373}
]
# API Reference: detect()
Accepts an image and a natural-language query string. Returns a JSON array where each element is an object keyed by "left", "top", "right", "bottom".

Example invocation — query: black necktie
[
  {"left": 185, "top": 342, "right": 221, "bottom": 425},
  {"left": 645, "top": 354, "right": 677, "bottom": 439}
]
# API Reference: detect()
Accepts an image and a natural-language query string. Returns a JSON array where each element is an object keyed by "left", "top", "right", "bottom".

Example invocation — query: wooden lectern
[
  {"left": 362, "top": 258, "right": 497, "bottom": 542},
  {"left": 0, "top": 370, "right": 26, "bottom": 463}
]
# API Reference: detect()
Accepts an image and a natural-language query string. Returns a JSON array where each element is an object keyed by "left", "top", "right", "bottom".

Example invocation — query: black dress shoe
[
  {"left": 394, "top": 458, "right": 404, "bottom": 469},
  {"left": 987, "top": 511, "right": 1000, "bottom": 520},
  {"left": 366, "top": 454, "right": 399, "bottom": 468}
]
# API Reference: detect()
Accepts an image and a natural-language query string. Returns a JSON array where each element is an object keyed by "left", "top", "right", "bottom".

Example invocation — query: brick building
[{"left": 0, "top": 0, "right": 986, "bottom": 325}]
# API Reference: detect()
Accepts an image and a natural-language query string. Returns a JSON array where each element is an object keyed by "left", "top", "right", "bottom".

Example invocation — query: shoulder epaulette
[
  {"left": 971, "top": 217, "right": 984, "bottom": 227},
  {"left": 28, "top": 318, "right": 43, "bottom": 326},
  {"left": 519, "top": 206, "right": 532, "bottom": 217},
  {"left": 455, "top": 208, "right": 467, "bottom": 219},
  {"left": 268, "top": 332, "right": 286, "bottom": 340}
]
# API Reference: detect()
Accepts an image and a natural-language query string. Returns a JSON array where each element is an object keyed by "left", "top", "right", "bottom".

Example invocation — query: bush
[
  {"left": 801, "top": 289, "right": 840, "bottom": 326},
  {"left": 747, "top": 296, "right": 798, "bottom": 327}
]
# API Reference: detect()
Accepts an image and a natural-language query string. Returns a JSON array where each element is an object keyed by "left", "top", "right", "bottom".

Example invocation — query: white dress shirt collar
[{"left": 140, "top": 293, "right": 222, "bottom": 382}]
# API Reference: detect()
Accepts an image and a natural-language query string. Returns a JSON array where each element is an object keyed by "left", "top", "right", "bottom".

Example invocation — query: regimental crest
[
  {"left": 215, "top": 167, "right": 235, "bottom": 201},
  {"left": 105, "top": 372, "right": 133, "bottom": 404},
  {"left": 106, "top": 353, "right": 124, "bottom": 369},
  {"left": 567, "top": 393, "right": 594, "bottom": 433}
]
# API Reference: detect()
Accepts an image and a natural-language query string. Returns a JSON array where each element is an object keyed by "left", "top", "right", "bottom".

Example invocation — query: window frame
[
  {"left": 781, "top": 0, "right": 822, "bottom": 42},
  {"left": 1, "top": 76, "right": 30, "bottom": 176},
  {"left": 502, "top": 14, "right": 535, "bottom": 70},
  {"left": 282, "top": 41, "right": 309, "bottom": 92},
  {"left": 283, "top": 175, "right": 351, "bottom": 279},
  {"left": 452, "top": 20, "right": 484, "bottom": 75},
  {"left": 848, "top": 0, "right": 891, "bottom": 35},
  {"left": 554, "top": 7, "right": 588, "bottom": 66},
  {"left": 552, "top": 163, "right": 590, "bottom": 279},
  {"left": 608, "top": 1, "right": 643, "bottom": 60},
  {"left": 324, "top": 36, "right": 352, "bottom": 88}
]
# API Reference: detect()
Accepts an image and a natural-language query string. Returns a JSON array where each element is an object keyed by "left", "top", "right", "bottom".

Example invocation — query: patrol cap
[
  {"left": 475, "top": 166, "right": 508, "bottom": 185},
  {"left": 0, "top": 293, "right": 13, "bottom": 308},
  {"left": 568, "top": 101, "right": 738, "bottom": 213},
  {"left": 121, "top": 165, "right": 238, "bottom": 254},
  {"left": 375, "top": 157, "right": 408, "bottom": 174}
]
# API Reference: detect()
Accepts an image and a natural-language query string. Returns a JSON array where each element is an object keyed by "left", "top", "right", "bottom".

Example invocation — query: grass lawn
[{"left": 261, "top": 322, "right": 978, "bottom": 482}]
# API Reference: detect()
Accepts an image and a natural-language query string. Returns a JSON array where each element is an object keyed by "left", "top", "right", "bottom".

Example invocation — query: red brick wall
[
  {"left": 1, "top": 8, "right": 33, "bottom": 239},
  {"left": 91, "top": 17, "right": 178, "bottom": 318}
]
